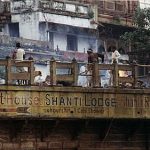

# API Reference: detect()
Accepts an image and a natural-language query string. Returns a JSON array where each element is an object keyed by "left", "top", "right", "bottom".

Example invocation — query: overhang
[{"left": 39, "top": 12, "right": 97, "bottom": 29}]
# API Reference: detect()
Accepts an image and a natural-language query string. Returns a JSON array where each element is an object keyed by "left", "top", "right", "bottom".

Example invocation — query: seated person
[
  {"left": 43, "top": 75, "right": 51, "bottom": 86},
  {"left": 0, "top": 78, "right": 5, "bottom": 84},
  {"left": 34, "top": 71, "right": 45, "bottom": 85},
  {"left": 78, "top": 64, "right": 88, "bottom": 87}
]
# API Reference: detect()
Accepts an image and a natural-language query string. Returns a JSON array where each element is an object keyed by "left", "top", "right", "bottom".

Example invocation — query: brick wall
[{"left": 0, "top": 119, "right": 149, "bottom": 150}]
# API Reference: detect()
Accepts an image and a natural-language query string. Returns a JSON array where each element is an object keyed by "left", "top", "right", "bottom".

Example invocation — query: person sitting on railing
[
  {"left": 0, "top": 78, "right": 5, "bottom": 85},
  {"left": 43, "top": 75, "right": 51, "bottom": 86},
  {"left": 78, "top": 64, "right": 88, "bottom": 87},
  {"left": 12, "top": 42, "right": 25, "bottom": 61},
  {"left": 111, "top": 46, "right": 120, "bottom": 64},
  {"left": 34, "top": 71, "right": 45, "bottom": 85},
  {"left": 108, "top": 46, "right": 121, "bottom": 86}
]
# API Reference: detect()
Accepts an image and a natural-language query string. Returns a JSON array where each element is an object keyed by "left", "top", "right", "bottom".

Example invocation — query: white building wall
[
  {"left": 10, "top": 0, "right": 39, "bottom": 13},
  {"left": 12, "top": 12, "right": 39, "bottom": 40},
  {"left": 53, "top": 33, "right": 97, "bottom": 52},
  {"left": 139, "top": 0, "right": 150, "bottom": 8},
  {"left": 2, "top": 24, "right": 9, "bottom": 35},
  {"left": 10, "top": 0, "right": 97, "bottom": 51},
  {"left": 39, "top": 12, "right": 97, "bottom": 29},
  {"left": 78, "top": 37, "right": 91, "bottom": 53},
  {"left": 54, "top": 33, "right": 67, "bottom": 51}
]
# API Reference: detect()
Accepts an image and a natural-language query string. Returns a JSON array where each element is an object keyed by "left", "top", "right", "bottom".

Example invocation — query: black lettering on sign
[
  {"left": 0, "top": 92, "right": 41, "bottom": 106},
  {"left": 45, "top": 93, "right": 117, "bottom": 107},
  {"left": 125, "top": 96, "right": 150, "bottom": 108}
]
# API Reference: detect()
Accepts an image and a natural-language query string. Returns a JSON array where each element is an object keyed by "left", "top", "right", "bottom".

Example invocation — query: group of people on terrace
[
  {"left": 78, "top": 46, "right": 123, "bottom": 87},
  {"left": 0, "top": 42, "right": 131, "bottom": 87}
]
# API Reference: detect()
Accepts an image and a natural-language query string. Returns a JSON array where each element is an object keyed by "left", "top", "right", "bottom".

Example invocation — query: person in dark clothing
[
  {"left": 86, "top": 48, "right": 104, "bottom": 87},
  {"left": 87, "top": 48, "right": 104, "bottom": 63}
]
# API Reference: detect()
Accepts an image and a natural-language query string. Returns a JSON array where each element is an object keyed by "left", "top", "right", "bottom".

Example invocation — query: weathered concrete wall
[
  {"left": 0, "top": 35, "right": 87, "bottom": 62},
  {"left": 0, "top": 34, "right": 49, "bottom": 59},
  {"left": 0, "top": 86, "right": 149, "bottom": 119},
  {"left": 12, "top": 12, "right": 40, "bottom": 40},
  {"left": 0, "top": 119, "right": 149, "bottom": 150},
  {"left": 0, "top": 34, "right": 48, "bottom": 49}
]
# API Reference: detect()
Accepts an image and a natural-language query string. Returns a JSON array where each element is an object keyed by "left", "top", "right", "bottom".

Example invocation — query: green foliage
[{"left": 120, "top": 7, "right": 150, "bottom": 51}]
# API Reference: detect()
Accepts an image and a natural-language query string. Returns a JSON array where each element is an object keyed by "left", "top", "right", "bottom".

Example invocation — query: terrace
[{"left": 0, "top": 58, "right": 149, "bottom": 119}]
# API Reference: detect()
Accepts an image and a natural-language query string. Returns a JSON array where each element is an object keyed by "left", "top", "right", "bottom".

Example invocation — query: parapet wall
[
  {"left": 0, "top": 86, "right": 149, "bottom": 119},
  {"left": 0, "top": 34, "right": 87, "bottom": 62},
  {"left": 0, "top": 34, "right": 48, "bottom": 49}
]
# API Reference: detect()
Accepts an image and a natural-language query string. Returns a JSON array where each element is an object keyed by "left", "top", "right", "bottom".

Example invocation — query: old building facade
[
  {"left": 0, "top": 1, "right": 150, "bottom": 150},
  {"left": 67, "top": 1, "right": 138, "bottom": 52},
  {"left": 9, "top": 0, "right": 99, "bottom": 53},
  {"left": 0, "top": 0, "right": 10, "bottom": 33},
  {"left": 0, "top": 0, "right": 139, "bottom": 63}
]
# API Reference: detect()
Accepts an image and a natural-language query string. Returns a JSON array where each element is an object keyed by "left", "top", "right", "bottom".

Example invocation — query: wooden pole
[
  {"left": 93, "top": 62, "right": 99, "bottom": 87},
  {"left": 29, "top": 60, "right": 35, "bottom": 85},
  {"left": 50, "top": 57, "right": 56, "bottom": 85},
  {"left": 72, "top": 58, "right": 78, "bottom": 86},
  {"left": 132, "top": 64, "right": 138, "bottom": 88},
  {"left": 113, "top": 61, "right": 119, "bottom": 87},
  {"left": 6, "top": 58, "right": 12, "bottom": 85}
]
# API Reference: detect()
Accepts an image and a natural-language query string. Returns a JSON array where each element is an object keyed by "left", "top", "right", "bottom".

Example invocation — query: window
[
  {"left": 99, "top": 1, "right": 104, "bottom": 9},
  {"left": 115, "top": 1, "right": 124, "bottom": 12},
  {"left": 67, "top": 35, "right": 77, "bottom": 51},
  {"left": 105, "top": 1, "right": 124, "bottom": 12},
  {"left": 8, "top": 23, "right": 19, "bottom": 37},
  {"left": 47, "top": 32, "right": 54, "bottom": 50},
  {"left": 105, "top": 1, "right": 115, "bottom": 10}
]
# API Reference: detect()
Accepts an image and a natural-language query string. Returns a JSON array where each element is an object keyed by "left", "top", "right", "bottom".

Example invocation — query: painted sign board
[{"left": 0, "top": 86, "right": 150, "bottom": 119}]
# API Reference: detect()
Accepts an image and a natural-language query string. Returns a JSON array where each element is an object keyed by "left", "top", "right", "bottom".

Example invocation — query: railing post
[
  {"left": 72, "top": 58, "right": 78, "bottom": 86},
  {"left": 93, "top": 62, "right": 99, "bottom": 87},
  {"left": 6, "top": 58, "right": 12, "bottom": 85},
  {"left": 50, "top": 57, "right": 56, "bottom": 85},
  {"left": 29, "top": 60, "right": 35, "bottom": 85},
  {"left": 113, "top": 61, "right": 119, "bottom": 87},
  {"left": 132, "top": 64, "right": 138, "bottom": 88}
]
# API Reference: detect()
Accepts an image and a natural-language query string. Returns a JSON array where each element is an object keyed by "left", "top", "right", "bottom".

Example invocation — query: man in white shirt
[
  {"left": 14, "top": 42, "right": 26, "bottom": 73},
  {"left": 109, "top": 46, "right": 121, "bottom": 86},
  {"left": 111, "top": 46, "right": 120, "bottom": 63},
  {"left": 15, "top": 42, "right": 25, "bottom": 61},
  {"left": 12, "top": 42, "right": 26, "bottom": 85}
]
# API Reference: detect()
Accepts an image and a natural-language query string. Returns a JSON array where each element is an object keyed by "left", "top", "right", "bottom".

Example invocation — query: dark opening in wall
[
  {"left": 8, "top": 23, "right": 19, "bottom": 37},
  {"left": 67, "top": 34, "right": 77, "bottom": 51}
]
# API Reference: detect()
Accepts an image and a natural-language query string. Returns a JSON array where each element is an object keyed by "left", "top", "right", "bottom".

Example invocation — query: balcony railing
[
  {"left": 0, "top": 57, "right": 145, "bottom": 88},
  {"left": 50, "top": 58, "right": 138, "bottom": 88},
  {"left": 0, "top": 58, "right": 39, "bottom": 85}
]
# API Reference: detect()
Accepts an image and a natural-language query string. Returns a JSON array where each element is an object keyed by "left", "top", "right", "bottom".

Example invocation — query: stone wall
[
  {"left": 0, "top": 35, "right": 87, "bottom": 62},
  {"left": 0, "top": 119, "right": 149, "bottom": 150},
  {"left": 0, "top": 34, "right": 49, "bottom": 50}
]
